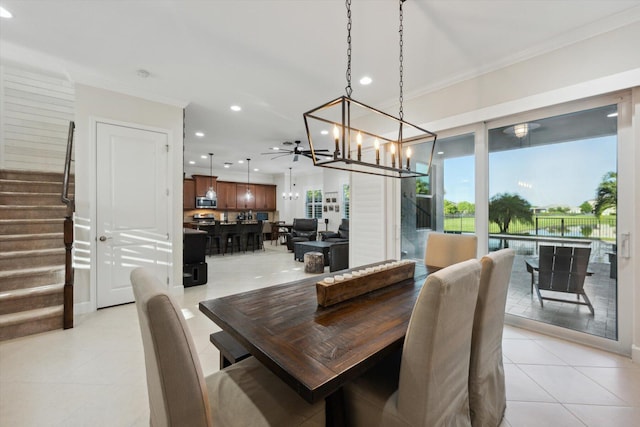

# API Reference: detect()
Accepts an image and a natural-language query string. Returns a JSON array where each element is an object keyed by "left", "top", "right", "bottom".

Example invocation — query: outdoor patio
[{"left": 506, "top": 248, "right": 617, "bottom": 340}]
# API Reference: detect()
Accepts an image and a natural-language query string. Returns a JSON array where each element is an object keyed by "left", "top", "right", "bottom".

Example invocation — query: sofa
[
  {"left": 321, "top": 219, "right": 349, "bottom": 243},
  {"left": 285, "top": 218, "right": 318, "bottom": 251}
]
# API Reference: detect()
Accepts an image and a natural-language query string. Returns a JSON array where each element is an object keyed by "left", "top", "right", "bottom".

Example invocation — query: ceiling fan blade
[
  {"left": 261, "top": 149, "right": 293, "bottom": 155},
  {"left": 269, "top": 153, "right": 292, "bottom": 160}
]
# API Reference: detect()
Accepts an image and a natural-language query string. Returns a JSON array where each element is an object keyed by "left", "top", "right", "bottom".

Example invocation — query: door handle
[{"left": 99, "top": 235, "right": 112, "bottom": 242}]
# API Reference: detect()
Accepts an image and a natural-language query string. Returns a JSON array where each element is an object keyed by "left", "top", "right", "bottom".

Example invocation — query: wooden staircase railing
[{"left": 61, "top": 121, "right": 75, "bottom": 329}]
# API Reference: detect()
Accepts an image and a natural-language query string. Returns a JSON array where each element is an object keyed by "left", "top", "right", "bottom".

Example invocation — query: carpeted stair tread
[{"left": 0, "top": 305, "right": 63, "bottom": 327}]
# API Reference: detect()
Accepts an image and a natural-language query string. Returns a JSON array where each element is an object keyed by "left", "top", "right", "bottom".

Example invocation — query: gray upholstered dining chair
[
  {"left": 424, "top": 231, "right": 478, "bottom": 269},
  {"left": 131, "top": 268, "right": 324, "bottom": 427},
  {"left": 343, "top": 259, "right": 482, "bottom": 426},
  {"left": 469, "top": 249, "right": 515, "bottom": 427}
]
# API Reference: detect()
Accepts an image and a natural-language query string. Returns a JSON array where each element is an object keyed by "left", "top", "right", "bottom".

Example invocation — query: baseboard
[
  {"left": 632, "top": 344, "right": 640, "bottom": 364},
  {"left": 74, "top": 300, "right": 93, "bottom": 316}
]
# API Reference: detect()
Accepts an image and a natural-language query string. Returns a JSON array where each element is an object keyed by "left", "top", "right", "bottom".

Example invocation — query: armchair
[
  {"left": 285, "top": 218, "right": 318, "bottom": 251},
  {"left": 321, "top": 219, "right": 349, "bottom": 243}
]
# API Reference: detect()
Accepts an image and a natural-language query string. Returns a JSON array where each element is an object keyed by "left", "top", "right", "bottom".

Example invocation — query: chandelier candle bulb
[
  {"left": 406, "top": 147, "right": 412, "bottom": 170},
  {"left": 390, "top": 143, "right": 396, "bottom": 168},
  {"left": 333, "top": 125, "right": 340, "bottom": 158},
  {"left": 357, "top": 132, "right": 362, "bottom": 161},
  {"left": 374, "top": 139, "right": 380, "bottom": 164}
]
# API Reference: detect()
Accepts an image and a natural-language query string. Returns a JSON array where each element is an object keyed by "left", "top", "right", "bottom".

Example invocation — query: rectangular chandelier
[{"left": 303, "top": 96, "right": 437, "bottom": 178}]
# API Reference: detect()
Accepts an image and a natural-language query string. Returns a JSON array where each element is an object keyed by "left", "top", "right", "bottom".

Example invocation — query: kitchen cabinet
[
  {"left": 183, "top": 179, "right": 195, "bottom": 209},
  {"left": 254, "top": 184, "right": 277, "bottom": 210},
  {"left": 193, "top": 175, "right": 217, "bottom": 197},
  {"left": 216, "top": 181, "right": 237, "bottom": 210},
  {"left": 236, "top": 184, "right": 256, "bottom": 210}
]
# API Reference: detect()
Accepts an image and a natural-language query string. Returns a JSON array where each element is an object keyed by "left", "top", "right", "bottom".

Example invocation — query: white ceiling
[{"left": 1, "top": 0, "right": 639, "bottom": 177}]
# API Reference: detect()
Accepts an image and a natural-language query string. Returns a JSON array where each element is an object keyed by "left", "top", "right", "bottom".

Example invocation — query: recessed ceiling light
[
  {"left": 238, "top": 160, "right": 244, "bottom": 164},
  {"left": 230, "top": 105, "right": 242, "bottom": 112},
  {"left": 272, "top": 147, "right": 280, "bottom": 151},
  {"left": 195, "top": 131, "right": 205, "bottom": 137},
  {"left": 359, "top": 76, "right": 372, "bottom": 85},
  {"left": 200, "top": 155, "right": 207, "bottom": 159},
  {"left": 437, "top": 151, "right": 444, "bottom": 155},
  {"left": 224, "top": 162, "right": 232, "bottom": 168},
  {"left": 320, "top": 130, "right": 329, "bottom": 135},
  {"left": 0, "top": 7, "right": 13, "bottom": 18},
  {"left": 607, "top": 112, "right": 618, "bottom": 118},
  {"left": 254, "top": 168, "right": 259, "bottom": 172},
  {"left": 188, "top": 160, "right": 196, "bottom": 165}
]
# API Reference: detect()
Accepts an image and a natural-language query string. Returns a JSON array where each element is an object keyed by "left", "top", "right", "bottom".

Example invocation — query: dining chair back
[
  {"left": 131, "top": 268, "right": 325, "bottom": 427},
  {"left": 469, "top": 249, "right": 515, "bottom": 427},
  {"left": 131, "top": 268, "right": 213, "bottom": 427},
  {"left": 344, "top": 259, "right": 481, "bottom": 427},
  {"left": 424, "top": 232, "right": 478, "bottom": 269}
]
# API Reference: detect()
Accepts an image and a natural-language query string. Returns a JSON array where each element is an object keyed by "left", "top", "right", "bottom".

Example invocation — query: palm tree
[
  {"left": 593, "top": 171, "right": 616, "bottom": 218},
  {"left": 489, "top": 193, "right": 533, "bottom": 233}
]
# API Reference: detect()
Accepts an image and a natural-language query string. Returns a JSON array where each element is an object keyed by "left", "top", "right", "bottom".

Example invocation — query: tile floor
[{"left": 1, "top": 243, "right": 638, "bottom": 426}]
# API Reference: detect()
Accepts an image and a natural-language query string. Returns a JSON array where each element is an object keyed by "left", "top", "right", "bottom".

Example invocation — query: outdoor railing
[{"left": 444, "top": 214, "right": 616, "bottom": 241}]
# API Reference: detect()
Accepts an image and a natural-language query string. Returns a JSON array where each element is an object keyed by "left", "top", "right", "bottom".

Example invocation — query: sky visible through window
[{"left": 444, "top": 136, "right": 616, "bottom": 208}]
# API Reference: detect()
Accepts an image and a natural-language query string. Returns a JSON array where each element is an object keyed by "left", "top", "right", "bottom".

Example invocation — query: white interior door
[{"left": 96, "top": 122, "right": 170, "bottom": 308}]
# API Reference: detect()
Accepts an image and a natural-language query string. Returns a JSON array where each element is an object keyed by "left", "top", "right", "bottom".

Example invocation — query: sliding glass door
[{"left": 488, "top": 104, "right": 618, "bottom": 340}]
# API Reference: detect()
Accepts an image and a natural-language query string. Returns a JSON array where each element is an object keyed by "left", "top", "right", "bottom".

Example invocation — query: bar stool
[
  {"left": 207, "top": 222, "right": 224, "bottom": 255},
  {"left": 246, "top": 221, "right": 264, "bottom": 252},
  {"left": 222, "top": 224, "right": 242, "bottom": 254}
]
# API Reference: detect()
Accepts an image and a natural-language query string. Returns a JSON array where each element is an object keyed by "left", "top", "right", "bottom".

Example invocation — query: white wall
[
  {"left": 0, "top": 65, "right": 74, "bottom": 172},
  {"left": 74, "top": 84, "right": 184, "bottom": 312},
  {"left": 321, "top": 169, "right": 349, "bottom": 232}
]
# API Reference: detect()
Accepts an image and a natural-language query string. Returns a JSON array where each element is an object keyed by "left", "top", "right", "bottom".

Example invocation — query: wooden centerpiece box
[{"left": 316, "top": 260, "right": 416, "bottom": 307}]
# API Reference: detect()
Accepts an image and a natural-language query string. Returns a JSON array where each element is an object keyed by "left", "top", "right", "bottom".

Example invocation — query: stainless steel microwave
[{"left": 195, "top": 197, "right": 217, "bottom": 209}]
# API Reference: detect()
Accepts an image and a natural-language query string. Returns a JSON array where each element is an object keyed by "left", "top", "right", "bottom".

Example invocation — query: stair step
[
  {"left": 0, "top": 305, "right": 64, "bottom": 341},
  {"left": 0, "top": 233, "right": 64, "bottom": 251},
  {"left": 0, "top": 266, "right": 65, "bottom": 291},
  {"left": 0, "top": 205, "right": 68, "bottom": 220},
  {"left": 0, "top": 169, "right": 73, "bottom": 183},
  {"left": 0, "top": 192, "right": 67, "bottom": 206},
  {"left": 0, "top": 283, "right": 64, "bottom": 315},
  {"left": 0, "top": 219, "right": 64, "bottom": 235},
  {"left": 0, "top": 248, "right": 65, "bottom": 271},
  {"left": 0, "top": 179, "right": 73, "bottom": 194}
]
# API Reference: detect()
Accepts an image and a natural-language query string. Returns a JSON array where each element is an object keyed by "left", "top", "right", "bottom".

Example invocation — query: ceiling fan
[{"left": 261, "top": 140, "right": 331, "bottom": 162}]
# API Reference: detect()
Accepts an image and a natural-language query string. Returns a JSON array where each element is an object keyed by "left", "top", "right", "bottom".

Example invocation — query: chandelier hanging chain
[
  {"left": 398, "top": 0, "right": 405, "bottom": 121},
  {"left": 345, "top": 0, "right": 353, "bottom": 98}
]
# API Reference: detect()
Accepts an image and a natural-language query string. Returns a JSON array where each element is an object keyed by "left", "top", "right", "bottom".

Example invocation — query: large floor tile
[
  {"left": 518, "top": 364, "right": 627, "bottom": 405},
  {"left": 505, "top": 364, "right": 556, "bottom": 403},
  {"left": 504, "top": 402, "right": 584, "bottom": 427},
  {"left": 576, "top": 366, "right": 640, "bottom": 406},
  {"left": 533, "top": 336, "right": 636, "bottom": 368},
  {"left": 502, "top": 339, "right": 568, "bottom": 365},
  {"left": 564, "top": 404, "right": 640, "bottom": 426}
]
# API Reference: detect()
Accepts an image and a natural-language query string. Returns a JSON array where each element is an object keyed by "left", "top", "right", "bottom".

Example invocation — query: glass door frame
[{"left": 482, "top": 91, "right": 633, "bottom": 356}]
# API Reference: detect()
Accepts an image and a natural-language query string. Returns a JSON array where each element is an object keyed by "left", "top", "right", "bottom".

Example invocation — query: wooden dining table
[{"left": 199, "top": 260, "right": 431, "bottom": 426}]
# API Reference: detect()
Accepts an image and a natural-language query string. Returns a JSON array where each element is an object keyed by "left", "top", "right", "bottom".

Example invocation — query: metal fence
[{"left": 444, "top": 214, "right": 616, "bottom": 240}]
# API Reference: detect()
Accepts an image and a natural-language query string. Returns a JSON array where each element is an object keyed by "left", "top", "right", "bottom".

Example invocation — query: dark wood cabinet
[
  {"left": 216, "top": 181, "right": 237, "bottom": 210},
  {"left": 193, "top": 175, "right": 217, "bottom": 197},
  {"left": 236, "top": 184, "right": 256, "bottom": 210},
  {"left": 183, "top": 179, "right": 195, "bottom": 209},
  {"left": 183, "top": 179, "right": 277, "bottom": 211},
  {"left": 254, "top": 184, "right": 277, "bottom": 210}
]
